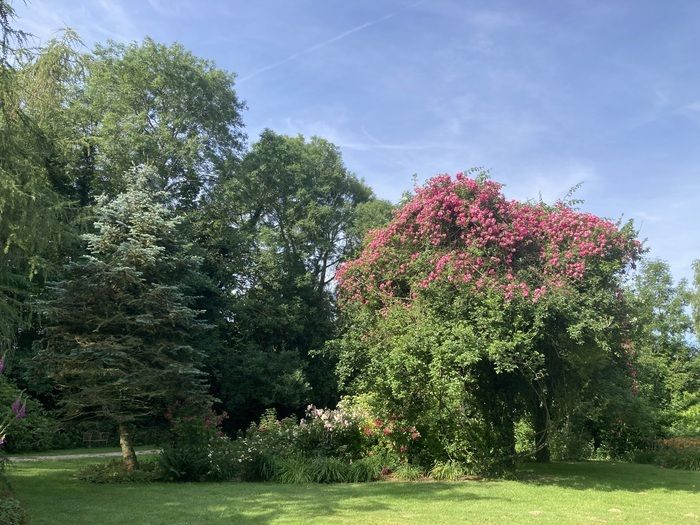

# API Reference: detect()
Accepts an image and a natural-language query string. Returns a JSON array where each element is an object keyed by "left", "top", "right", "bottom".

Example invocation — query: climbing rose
[{"left": 337, "top": 173, "right": 641, "bottom": 308}]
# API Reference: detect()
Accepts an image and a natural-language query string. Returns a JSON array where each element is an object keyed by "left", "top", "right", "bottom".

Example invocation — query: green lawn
[
  {"left": 7, "top": 457, "right": 699, "bottom": 524},
  {"left": 9, "top": 444, "right": 156, "bottom": 458}
]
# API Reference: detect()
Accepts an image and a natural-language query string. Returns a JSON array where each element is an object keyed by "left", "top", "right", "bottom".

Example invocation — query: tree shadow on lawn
[
  {"left": 157, "top": 481, "right": 499, "bottom": 524},
  {"left": 516, "top": 461, "right": 700, "bottom": 493},
  {"left": 11, "top": 464, "right": 498, "bottom": 525}
]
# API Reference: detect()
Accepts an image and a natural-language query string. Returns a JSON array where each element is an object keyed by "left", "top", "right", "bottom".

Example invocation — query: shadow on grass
[
  {"left": 16, "top": 459, "right": 699, "bottom": 524},
  {"left": 516, "top": 461, "right": 700, "bottom": 493},
  {"left": 11, "top": 463, "right": 498, "bottom": 525},
  {"left": 182, "top": 482, "right": 497, "bottom": 524}
]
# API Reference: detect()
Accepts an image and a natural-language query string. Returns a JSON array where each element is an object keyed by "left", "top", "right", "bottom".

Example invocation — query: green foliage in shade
[
  {"left": 0, "top": 377, "right": 56, "bottom": 452},
  {"left": 159, "top": 409, "right": 223, "bottom": 482},
  {"left": 0, "top": 497, "right": 28, "bottom": 525},
  {"left": 429, "top": 460, "right": 466, "bottom": 480},
  {"left": 76, "top": 458, "right": 164, "bottom": 484},
  {"left": 633, "top": 438, "right": 700, "bottom": 471},
  {"left": 205, "top": 130, "right": 379, "bottom": 426},
  {"left": 36, "top": 167, "right": 210, "bottom": 465}
]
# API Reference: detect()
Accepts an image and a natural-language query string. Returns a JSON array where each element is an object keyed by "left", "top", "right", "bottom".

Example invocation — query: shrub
[
  {"left": 275, "top": 455, "right": 313, "bottom": 484},
  {"left": 76, "top": 458, "right": 164, "bottom": 483},
  {"left": 429, "top": 460, "right": 465, "bottom": 481},
  {"left": 206, "top": 436, "right": 243, "bottom": 481},
  {"left": 310, "top": 456, "right": 350, "bottom": 483},
  {"left": 146, "top": 404, "right": 401, "bottom": 484},
  {"left": 348, "top": 457, "right": 381, "bottom": 483},
  {"left": 159, "top": 407, "right": 224, "bottom": 481},
  {"left": 393, "top": 463, "right": 424, "bottom": 481},
  {"left": 242, "top": 452, "right": 280, "bottom": 482},
  {"left": 233, "top": 410, "right": 300, "bottom": 462},
  {"left": 297, "top": 404, "right": 368, "bottom": 460},
  {"left": 160, "top": 443, "right": 210, "bottom": 482},
  {"left": 633, "top": 437, "right": 700, "bottom": 471},
  {"left": 0, "top": 378, "right": 57, "bottom": 452},
  {"left": 335, "top": 173, "right": 643, "bottom": 478},
  {"left": 0, "top": 497, "right": 28, "bottom": 525},
  {"left": 229, "top": 405, "right": 372, "bottom": 467}
]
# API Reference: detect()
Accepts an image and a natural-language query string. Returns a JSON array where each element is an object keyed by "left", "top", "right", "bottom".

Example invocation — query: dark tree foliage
[{"left": 204, "top": 130, "right": 378, "bottom": 428}]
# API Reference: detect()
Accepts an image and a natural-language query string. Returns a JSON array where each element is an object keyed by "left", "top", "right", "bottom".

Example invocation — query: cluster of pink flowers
[
  {"left": 361, "top": 417, "right": 420, "bottom": 457},
  {"left": 337, "top": 173, "right": 642, "bottom": 306},
  {"left": 362, "top": 417, "right": 420, "bottom": 441}
]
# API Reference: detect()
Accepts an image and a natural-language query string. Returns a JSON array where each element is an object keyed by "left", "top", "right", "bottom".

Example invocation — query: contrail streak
[{"left": 239, "top": 0, "right": 425, "bottom": 83}]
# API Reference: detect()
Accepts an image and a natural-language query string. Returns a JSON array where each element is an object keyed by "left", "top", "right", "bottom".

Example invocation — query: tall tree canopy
[
  {"left": 693, "top": 260, "right": 700, "bottom": 340},
  {"left": 627, "top": 259, "right": 699, "bottom": 436},
  {"left": 204, "top": 130, "right": 379, "bottom": 427},
  {"left": 77, "top": 38, "right": 246, "bottom": 207}
]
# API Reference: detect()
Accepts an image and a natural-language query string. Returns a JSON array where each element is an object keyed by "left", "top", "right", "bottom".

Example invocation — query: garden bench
[{"left": 82, "top": 431, "right": 109, "bottom": 447}]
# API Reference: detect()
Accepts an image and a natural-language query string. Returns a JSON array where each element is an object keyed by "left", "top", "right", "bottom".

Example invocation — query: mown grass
[
  {"left": 7, "top": 457, "right": 700, "bottom": 524},
  {"left": 8, "top": 444, "right": 156, "bottom": 458}
]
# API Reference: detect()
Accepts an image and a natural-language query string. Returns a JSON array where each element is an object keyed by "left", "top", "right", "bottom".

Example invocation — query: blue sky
[{"left": 17, "top": 0, "right": 700, "bottom": 283}]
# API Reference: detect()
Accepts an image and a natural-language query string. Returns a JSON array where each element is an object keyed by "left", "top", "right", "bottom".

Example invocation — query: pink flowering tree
[{"left": 333, "top": 172, "right": 643, "bottom": 472}]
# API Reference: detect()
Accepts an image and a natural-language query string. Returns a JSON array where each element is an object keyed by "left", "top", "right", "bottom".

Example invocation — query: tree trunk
[
  {"left": 533, "top": 402, "right": 550, "bottom": 463},
  {"left": 118, "top": 423, "right": 138, "bottom": 472}
]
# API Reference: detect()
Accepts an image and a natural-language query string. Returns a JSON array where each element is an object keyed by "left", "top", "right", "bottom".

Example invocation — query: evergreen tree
[{"left": 37, "top": 167, "right": 209, "bottom": 471}]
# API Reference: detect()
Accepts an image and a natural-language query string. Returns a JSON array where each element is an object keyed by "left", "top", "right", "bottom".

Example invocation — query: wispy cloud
[
  {"left": 500, "top": 163, "right": 600, "bottom": 205},
  {"left": 15, "top": 0, "right": 68, "bottom": 42},
  {"left": 633, "top": 211, "right": 662, "bottom": 224},
  {"left": 17, "top": 0, "right": 139, "bottom": 45},
  {"left": 277, "top": 117, "right": 466, "bottom": 153},
  {"left": 239, "top": 0, "right": 425, "bottom": 83}
]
